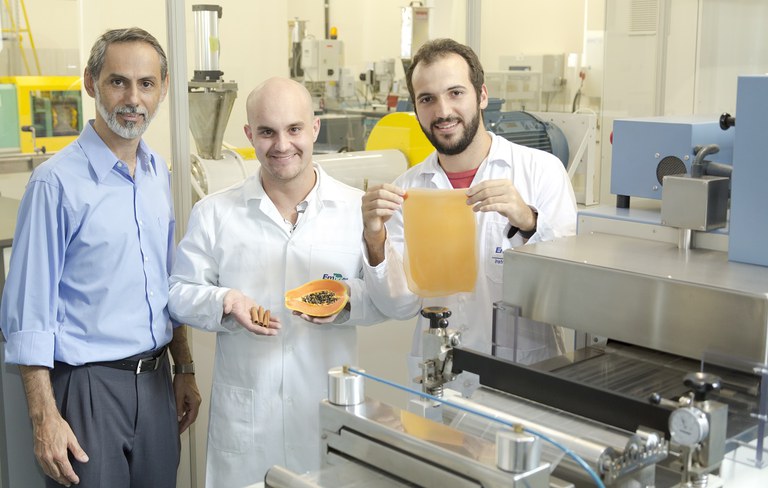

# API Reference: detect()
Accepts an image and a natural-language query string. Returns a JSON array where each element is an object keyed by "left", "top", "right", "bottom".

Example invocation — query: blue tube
[{"left": 347, "top": 366, "right": 607, "bottom": 488}]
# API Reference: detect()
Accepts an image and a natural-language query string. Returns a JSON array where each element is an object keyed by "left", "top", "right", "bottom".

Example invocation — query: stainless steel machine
[
  {"left": 187, "top": 4, "right": 250, "bottom": 201},
  {"left": 263, "top": 76, "right": 768, "bottom": 487}
]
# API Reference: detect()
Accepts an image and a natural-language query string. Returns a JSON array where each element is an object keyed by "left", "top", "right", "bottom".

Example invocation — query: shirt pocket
[
  {"left": 209, "top": 383, "right": 255, "bottom": 454},
  {"left": 484, "top": 221, "right": 508, "bottom": 284},
  {"left": 308, "top": 245, "right": 361, "bottom": 282}
]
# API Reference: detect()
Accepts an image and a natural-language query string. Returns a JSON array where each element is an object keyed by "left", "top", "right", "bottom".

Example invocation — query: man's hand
[
  {"left": 362, "top": 183, "right": 406, "bottom": 266},
  {"left": 291, "top": 310, "right": 341, "bottom": 324},
  {"left": 32, "top": 411, "right": 88, "bottom": 487},
  {"left": 20, "top": 366, "right": 88, "bottom": 487},
  {"left": 173, "top": 373, "right": 202, "bottom": 434},
  {"left": 465, "top": 179, "right": 536, "bottom": 232},
  {"left": 222, "top": 289, "right": 281, "bottom": 335}
]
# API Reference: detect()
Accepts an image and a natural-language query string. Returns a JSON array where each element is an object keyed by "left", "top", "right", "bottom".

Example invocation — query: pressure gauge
[{"left": 669, "top": 407, "right": 709, "bottom": 447}]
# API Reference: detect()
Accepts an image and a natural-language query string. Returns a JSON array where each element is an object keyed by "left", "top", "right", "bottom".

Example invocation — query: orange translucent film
[{"left": 402, "top": 188, "right": 477, "bottom": 297}]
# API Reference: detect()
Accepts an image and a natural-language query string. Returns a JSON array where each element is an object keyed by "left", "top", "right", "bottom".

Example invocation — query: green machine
[{"left": 0, "top": 84, "right": 20, "bottom": 151}]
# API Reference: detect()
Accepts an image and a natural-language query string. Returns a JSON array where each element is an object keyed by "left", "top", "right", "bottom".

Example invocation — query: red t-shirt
[{"left": 445, "top": 167, "right": 479, "bottom": 189}]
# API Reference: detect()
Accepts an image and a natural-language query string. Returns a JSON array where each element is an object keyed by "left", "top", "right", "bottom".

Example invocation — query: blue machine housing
[
  {"left": 729, "top": 76, "right": 768, "bottom": 267},
  {"left": 610, "top": 116, "right": 734, "bottom": 201}
]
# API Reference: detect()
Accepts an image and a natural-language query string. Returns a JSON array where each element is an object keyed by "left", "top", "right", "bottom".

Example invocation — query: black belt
[{"left": 90, "top": 346, "right": 168, "bottom": 375}]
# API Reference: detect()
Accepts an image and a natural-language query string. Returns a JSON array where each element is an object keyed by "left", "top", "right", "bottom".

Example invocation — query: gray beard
[{"left": 94, "top": 88, "right": 153, "bottom": 140}]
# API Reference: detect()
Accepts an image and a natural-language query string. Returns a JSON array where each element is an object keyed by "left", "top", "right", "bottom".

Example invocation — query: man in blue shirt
[{"left": 0, "top": 28, "right": 201, "bottom": 487}]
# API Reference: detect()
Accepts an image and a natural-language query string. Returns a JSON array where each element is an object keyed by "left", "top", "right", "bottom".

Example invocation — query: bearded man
[{"left": 361, "top": 38, "right": 578, "bottom": 395}]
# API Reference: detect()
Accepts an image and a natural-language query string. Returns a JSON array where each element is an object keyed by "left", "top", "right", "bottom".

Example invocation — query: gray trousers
[{"left": 48, "top": 352, "right": 180, "bottom": 488}]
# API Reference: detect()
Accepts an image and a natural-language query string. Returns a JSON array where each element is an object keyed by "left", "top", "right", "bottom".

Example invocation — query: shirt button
[
  {"left": 149, "top": 291, "right": 154, "bottom": 297},
  {"left": 286, "top": 345, "right": 293, "bottom": 353},
  {"left": 144, "top": 256, "right": 149, "bottom": 262},
  {"left": 286, "top": 397, "right": 293, "bottom": 405},
  {"left": 117, "top": 162, "right": 123, "bottom": 167}
]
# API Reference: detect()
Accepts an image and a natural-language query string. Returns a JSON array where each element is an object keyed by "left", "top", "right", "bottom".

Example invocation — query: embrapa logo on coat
[{"left": 322, "top": 272, "right": 348, "bottom": 281}]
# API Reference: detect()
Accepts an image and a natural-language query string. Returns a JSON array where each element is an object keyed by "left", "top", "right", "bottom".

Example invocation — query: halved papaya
[{"left": 285, "top": 279, "right": 349, "bottom": 317}]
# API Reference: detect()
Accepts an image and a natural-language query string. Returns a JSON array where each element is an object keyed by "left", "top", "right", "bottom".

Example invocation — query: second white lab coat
[
  {"left": 169, "top": 165, "right": 386, "bottom": 487},
  {"left": 363, "top": 133, "right": 577, "bottom": 396}
]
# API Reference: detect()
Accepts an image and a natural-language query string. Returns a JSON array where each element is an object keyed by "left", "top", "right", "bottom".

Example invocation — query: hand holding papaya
[{"left": 285, "top": 279, "right": 349, "bottom": 324}]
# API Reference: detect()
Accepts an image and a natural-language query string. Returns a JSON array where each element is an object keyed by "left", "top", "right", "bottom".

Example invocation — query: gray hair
[{"left": 86, "top": 27, "right": 168, "bottom": 81}]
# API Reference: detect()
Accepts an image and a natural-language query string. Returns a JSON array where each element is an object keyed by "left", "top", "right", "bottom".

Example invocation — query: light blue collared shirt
[{"left": 0, "top": 121, "right": 175, "bottom": 367}]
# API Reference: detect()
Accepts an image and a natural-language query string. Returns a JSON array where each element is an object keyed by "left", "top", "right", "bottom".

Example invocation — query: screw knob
[
  {"left": 719, "top": 112, "right": 735, "bottom": 130},
  {"left": 684, "top": 372, "right": 721, "bottom": 401},
  {"left": 421, "top": 306, "right": 451, "bottom": 329}
]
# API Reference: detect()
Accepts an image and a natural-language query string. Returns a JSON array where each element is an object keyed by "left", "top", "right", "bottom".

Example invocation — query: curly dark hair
[{"left": 405, "top": 38, "right": 484, "bottom": 105}]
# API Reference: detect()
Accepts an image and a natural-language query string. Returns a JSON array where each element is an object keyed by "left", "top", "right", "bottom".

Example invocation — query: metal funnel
[
  {"left": 188, "top": 80, "right": 237, "bottom": 160},
  {"left": 188, "top": 5, "right": 236, "bottom": 160}
]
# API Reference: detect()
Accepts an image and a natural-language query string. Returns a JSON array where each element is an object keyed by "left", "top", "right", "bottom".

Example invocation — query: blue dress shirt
[{"left": 0, "top": 121, "right": 176, "bottom": 367}]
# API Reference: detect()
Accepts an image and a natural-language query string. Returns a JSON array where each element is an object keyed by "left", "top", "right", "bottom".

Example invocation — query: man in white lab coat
[
  {"left": 362, "top": 39, "right": 577, "bottom": 395},
  {"left": 168, "top": 77, "right": 386, "bottom": 487}
]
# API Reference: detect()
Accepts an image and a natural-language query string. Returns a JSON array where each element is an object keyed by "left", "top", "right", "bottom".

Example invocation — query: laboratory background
[{"left": 1, "top": 0, "right": 768, "bottom": 487}]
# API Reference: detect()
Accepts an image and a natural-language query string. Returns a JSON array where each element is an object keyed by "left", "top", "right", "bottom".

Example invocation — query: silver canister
[
  {"left": 192, "top": 4, "right": 222, "bottom": 73},
  {"left": 328, "top": 366, "right": 365, "bottom": 406},
  {"left": 496, "top": 428, "right": 542, "bottom": 473}
]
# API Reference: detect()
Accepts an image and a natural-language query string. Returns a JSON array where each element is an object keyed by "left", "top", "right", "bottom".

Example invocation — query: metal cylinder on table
[{"left": 328, "top": 366, "right": 365, "bottom": 406}]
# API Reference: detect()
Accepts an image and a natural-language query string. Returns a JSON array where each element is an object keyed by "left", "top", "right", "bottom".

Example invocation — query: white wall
[
  {"left": 694, "top": 0, "right": 768, "bottom": 115},
  {"left": 0, "top": 0, "right": 80, "bottom": 75},
  {"left": 480, "top": 0, "right": 586, "bottom": 65}
]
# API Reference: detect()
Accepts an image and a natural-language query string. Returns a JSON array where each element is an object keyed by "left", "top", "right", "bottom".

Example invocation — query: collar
[
  {"left": 243, "top": 163, "right": 338, "bottom": 204},
  {"left": 78, "top": 120, "right": 157, "bottom": 182},
  {"left": 414, "top": 132, "right": 509, "bottom": 182}
]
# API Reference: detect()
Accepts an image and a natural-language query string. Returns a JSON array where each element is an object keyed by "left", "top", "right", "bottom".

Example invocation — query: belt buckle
[
  {"left": 135, "top": 347, "right": 165, "bottom": 374},
  {"left": 136, "top": 358, "right": 146, "bottom": 375},
  {"left": 135, "top": 357, "right": 158, "bottom": 374}
]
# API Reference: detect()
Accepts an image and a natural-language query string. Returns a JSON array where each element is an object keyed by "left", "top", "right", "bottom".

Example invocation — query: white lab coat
[
  {"left": 363, "top": 133, "right": 577, "bottom": 395},
  {"left": 168, "top": 165, "right": 386, "bottom": 487}
]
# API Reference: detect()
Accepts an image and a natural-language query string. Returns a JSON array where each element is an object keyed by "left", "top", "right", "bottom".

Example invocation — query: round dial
[{"left": 669, "top": 407, "right": 709, "bottom": 447}]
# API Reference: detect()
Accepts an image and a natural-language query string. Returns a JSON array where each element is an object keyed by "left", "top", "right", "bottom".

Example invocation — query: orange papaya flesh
[{"left": 284, "top": 279, "right": 349, "bottom": 317}]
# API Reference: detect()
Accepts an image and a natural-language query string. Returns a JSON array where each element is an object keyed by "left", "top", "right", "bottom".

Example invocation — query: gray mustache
[{"left": 115, "top": 106, "right": 148, "bottom": 116}]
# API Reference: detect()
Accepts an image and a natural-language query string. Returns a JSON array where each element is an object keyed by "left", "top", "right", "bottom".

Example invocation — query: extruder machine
[{"left": 263, "top": 76, "right": 768, "bottom": 488}]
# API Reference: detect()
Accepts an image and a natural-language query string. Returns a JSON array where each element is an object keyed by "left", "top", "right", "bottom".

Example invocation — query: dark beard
[{"left": 421, "top": 111, "right": 481, "bottom": 156}]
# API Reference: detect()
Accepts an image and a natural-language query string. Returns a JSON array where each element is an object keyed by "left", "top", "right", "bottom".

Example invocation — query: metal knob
[
  {"left": 328, "top": 366, "right": 364, "bottom": 406},
  {"left": 496, "top": 427, "right": 541, "bottom": 473},
  {"left": 684, "top": 372, "right": 721, "bottom": 402},
  {"left": 719, "top": 112, "right": 735, "bottom": 130},
  {"left": 421, "top": 306, "right": 451, "bottom": 329}
]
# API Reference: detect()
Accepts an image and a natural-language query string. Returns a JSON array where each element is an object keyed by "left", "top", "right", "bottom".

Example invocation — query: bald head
[
  {"left": 243, "top": 77, "right": 320, "bottom": 188},
  {"left": 245, "top": 77, "right": 314, "bottom": 126}
]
